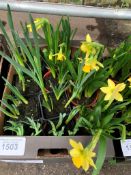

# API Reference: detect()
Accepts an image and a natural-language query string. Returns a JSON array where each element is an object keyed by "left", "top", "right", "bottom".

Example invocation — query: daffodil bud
[{"left": 49, "top": 52, "right": 53, "bottom": 60}]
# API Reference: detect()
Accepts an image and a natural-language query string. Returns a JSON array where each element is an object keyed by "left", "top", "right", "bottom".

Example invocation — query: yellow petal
[
  {"left": 114, "top": 93, "right": 123, "bottom": 101},
  {"left": 128, "top": 77, "right": 131, "bottom": 83},
  {"left": 86, "top": 34, "right": 92, "bottom": 43},
  {"left": 80, "top": 43, "right": 88, "bottom": 53},
  {"left": 34, "top": 18, "right": 41, "bottom": 23},
  {"left": 72, "top": 157, "right": 82, "bottom": 169},
  {"left": 29, "top": 27, "right": 32, "bottom": 32},
  {"left": 57, "top": 53, "right": 63, "bottom": 60},
  {"left": 56, "top": 53, "right": 66, "bottom": 61},
  {"left": 116, "top": 83, "right": 126, "bottom": 92},
  {"left": 100, "top": 87, "right": 111, "bottom": 94},
  {"left": 108, "top": 79, "right": 115, "bottom": 88},
  {"left": 49, "top": 54, "right": 53, "bottom": 60},
  {"left": 84, "top": 149, "right": 96, "bottom": 158},
  {"left": 89, "top": 159, "right": 96, "bottom": 169},
  {"left": 88, "top": 151, "right": 96, "bottom": 158},
  {"left": 97, "top": 61, "right": 104, "bottom": 68},
  {"left": 27, "top": 24, "right": 32, "bottom": 32},
  {"left": 70, "top": 149, "right": 81, "bottom": 157},
  {"left": 82, "top": 161, "right": 90, "bottom": 171},
  {"left": 92, "top": 65, "right": 99, "bottom": 71},
  {"left": 69, "top": 139, "right": 83, "bottom": 150},
  {"left": 82, "top": 65, "right": 91, "bottom": 73},
  {"left": 104, "top": 93, "right": 112, "bottom": 101},
  {"left": 85, "top": 57, "right": 89, "bottom": 62}
]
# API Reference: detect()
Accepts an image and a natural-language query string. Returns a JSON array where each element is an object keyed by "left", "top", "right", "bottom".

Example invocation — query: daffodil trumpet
[{"left": 82, "top": 57, "right": 104, "bottom": 73}]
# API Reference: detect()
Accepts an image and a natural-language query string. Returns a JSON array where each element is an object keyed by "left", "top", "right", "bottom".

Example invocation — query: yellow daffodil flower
[
  {"left": 80, "top": 43, "right": 92, "bottom": 53},
  {"left": 128, "top": 77, "right": 131, "bottom": 88},
  {"left": 82, "top": 57, "right": 104, "bottom": 73},
  {"left": 100, "top": 79, "right": 126, "bottom": 102},
  {"left": 27, "top": 18, "right": 49, "bottom": 32},
  {"left": 53, "top": 48, "right": 66, "bottom": 61},
  {"left": 69, "top": 139, "right": 96, "bottom": 171},
  {"left": 80, "top": 34, "right": 92, "bottom": 53}
]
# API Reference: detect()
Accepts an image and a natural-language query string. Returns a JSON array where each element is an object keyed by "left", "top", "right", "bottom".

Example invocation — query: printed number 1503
[{"left": 2, "top": 143, "right": 18, "bottom": 151}]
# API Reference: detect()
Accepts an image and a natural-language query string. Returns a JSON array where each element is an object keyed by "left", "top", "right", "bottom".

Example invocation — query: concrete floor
[
  {"left": 0, "top": 10, "right": 131, "bottom": 46},
  {"left": 0, "top": 10, "right": 131, "bottom": 175},
  {"left": 0, "top": 161, "right": 131, "bottom": 175}
]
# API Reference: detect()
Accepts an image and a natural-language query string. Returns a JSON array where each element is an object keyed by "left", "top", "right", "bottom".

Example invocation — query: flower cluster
[{"left": 80, "top": 34, "right": 104, "bottom": 73}]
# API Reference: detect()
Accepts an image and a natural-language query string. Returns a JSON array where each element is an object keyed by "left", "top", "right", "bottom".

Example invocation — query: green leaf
[
  {"left": 65, "top": 52, "right": 77, "bottom": 80},
  {"left": 7, "top": 5, "right": 18, "bottom": 47},
  {"left": 93, "top": 105, "right": 101, "bottom": 127},
  {"left": 101, "top": 113, "right": 114, "bottom": 127},
  {"left": 12, "top": 31, "right": 37, "bottom": 72},
  {"left": 3, "top": 77, "right": 28, "bottom": 104},
  {"left": 0, "top": 51, "right": 38, "bottom": 82},
  {"left": 119, "top": 124, "right": 126, "bottom": 140},
  {"left": 85, "top": 81, "right": 105, "bottom": 97},
  {"left": 65, "top": 105, "right": 81, "bottom": 124},
  {"left": 1, "top": 99, "right": 17, "bottom": 115},
  {"left": 56, "top": 113, "right": 66, "bottom": 129},
  {"left": 92, "top": 136, "right": 107, "bottom": 175},
  {"left": 0, "top": 107, "right": 18, "bottom": 119},
  {"left": 29, "top": 15, "right": 41, "bottom": 75}
]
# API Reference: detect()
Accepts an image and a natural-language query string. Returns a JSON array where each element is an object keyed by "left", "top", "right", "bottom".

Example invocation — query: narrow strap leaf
[{"left": 92, "top": 136, "right": 107, "bottom": 175}]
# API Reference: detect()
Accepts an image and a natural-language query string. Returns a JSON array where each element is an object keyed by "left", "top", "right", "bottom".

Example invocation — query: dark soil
[
  {"left": 42, "top": 71, "right": 72, "bottom": 120},
  {"left": 12, "top": 75, "right": 41, "bottom": 122},
  {"left": 18, "top": 95, "right": 41, "bottom": 121},
  {"left": 39, "top": 92, "right": 71, "bottom": 120},
  {"left": 14, "top": 75, "right": 40, "bottom": 96}
]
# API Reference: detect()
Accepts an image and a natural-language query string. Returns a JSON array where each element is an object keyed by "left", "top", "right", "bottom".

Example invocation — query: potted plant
[{"left": 0, "top": 6, "right": 131, "bottom": 175}]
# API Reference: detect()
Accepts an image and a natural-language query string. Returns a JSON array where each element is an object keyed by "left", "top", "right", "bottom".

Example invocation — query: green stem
[
  {"left": 87, "top": 129, "right": 103, "bottom": 151},
  {"left": 103, "top": 100, "right": 113, "bottom": 111}
]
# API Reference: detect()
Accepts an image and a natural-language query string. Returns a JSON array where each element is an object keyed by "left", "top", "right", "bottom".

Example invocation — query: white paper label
[
  {"left": 0, "top": 137, "right": 26, "bottom": 156},
  {"left": 120, "top": 139, "right": 131, "bottom": 157}
]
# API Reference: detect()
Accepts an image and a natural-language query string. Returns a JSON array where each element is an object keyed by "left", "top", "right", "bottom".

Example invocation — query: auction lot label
[
  {"left": 0, "top": 137, "right": 26, "bottom": 156},
  {"left": 121, "top": 139, "right": 131, "bottom": 157}
]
